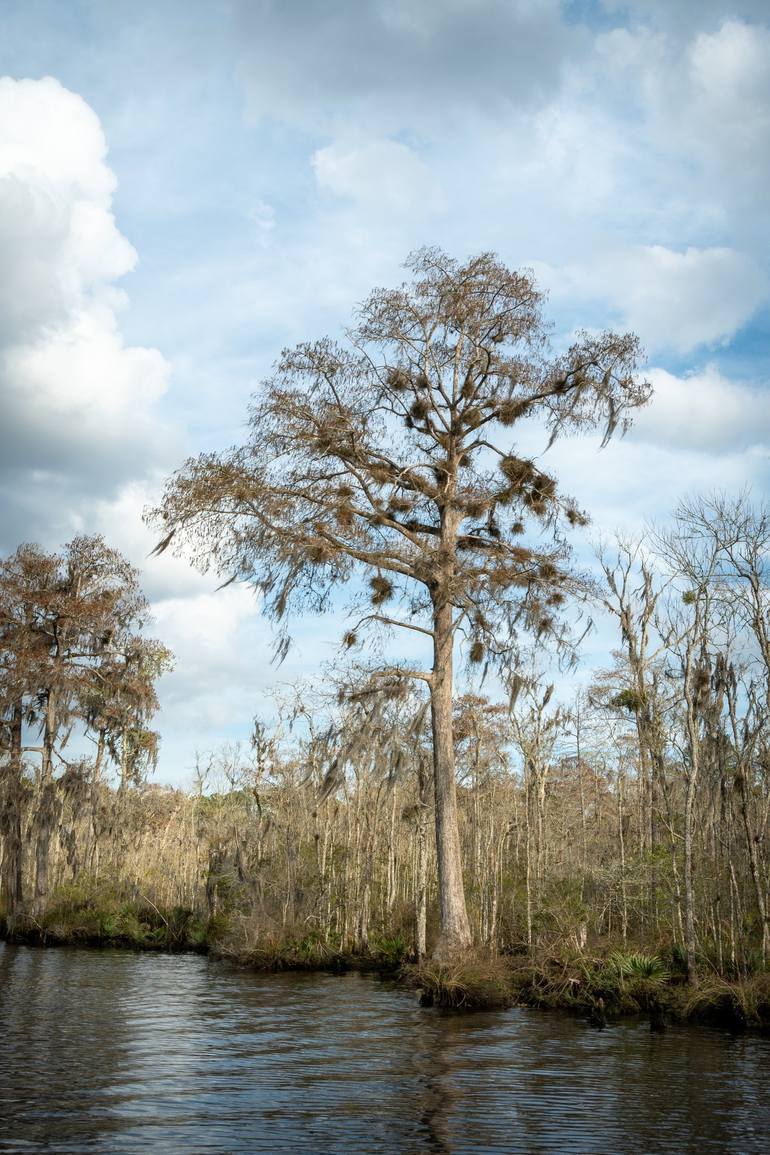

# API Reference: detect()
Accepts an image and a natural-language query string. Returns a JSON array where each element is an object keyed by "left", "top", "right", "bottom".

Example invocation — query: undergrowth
[
  {"left": 408, "top": 951, "right": 512, "bottom": 1010},
  {"left": 2, "top": 881, "right": 210, "bottom": 952},
  {"left": 3, "top": 899, "right": 769, "bottom": 1030}
]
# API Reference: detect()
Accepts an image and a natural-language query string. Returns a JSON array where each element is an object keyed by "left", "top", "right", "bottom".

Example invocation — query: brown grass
[{"left": 408, "top": 950, "right": 512, "bottom": 1010}]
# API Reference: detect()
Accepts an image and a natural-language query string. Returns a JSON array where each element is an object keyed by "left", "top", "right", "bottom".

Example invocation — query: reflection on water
[{"left": 0, "top": 942, "right": 768, "bottom": 1153}]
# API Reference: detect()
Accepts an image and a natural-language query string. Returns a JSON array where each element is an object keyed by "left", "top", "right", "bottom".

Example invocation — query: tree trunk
[
  {"left": 33, "top": 779, "right": 58, "bottom": 918},
  {"left": 386, "top": 787, "right": 398, "bottom": 914},
  {"left": 617, "top": 769, "right": 628, "bottom": 944},
  {"left": 683, "top": 767, "right": 698, "bottom": 982},
  {"left": 415, "top": 755, "right": 429, "bottom": 960},
  {"left": 1, "top": 703, "right": 25, "bottom": 916},
  {"left": 430, "top": 597, "right": 472, "bottom": 958},
  {"left": 33, "top": 691, "right": 59, "bottom": 918},
  {"left": 737, "top": 769, "right": 769, "bottom": 964}
]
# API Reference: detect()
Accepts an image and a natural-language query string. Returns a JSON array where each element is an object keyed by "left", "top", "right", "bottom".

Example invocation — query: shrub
[
  {"left": 606, "top": 951, "right": 670, "bottom": 985},
  {"left": 412, "top": 951, "right": 511, "bottom": 1010},
  {"left": 661, "top": 942, "right": 689, "bottom": 978},
  {"left": 369, "top": 933, "right": 409, "bottom": 968}
]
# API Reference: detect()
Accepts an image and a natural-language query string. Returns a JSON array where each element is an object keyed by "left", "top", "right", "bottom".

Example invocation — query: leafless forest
[{"left": 2, "top": 495, "right": 769, "bottom": 984}]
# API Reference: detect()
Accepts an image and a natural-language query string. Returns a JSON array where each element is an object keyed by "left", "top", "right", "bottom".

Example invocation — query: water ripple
[{"left": 0, "top": 943, "right": 768, "bottom": 1153}]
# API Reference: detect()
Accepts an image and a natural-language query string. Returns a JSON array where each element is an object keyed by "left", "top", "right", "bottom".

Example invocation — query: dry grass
[
  {"left": 409, "top": 950, "right": 512, "bottom": 1010},
  {"left": 679, "top": 971, "right": 770, "bottom": 1029}
]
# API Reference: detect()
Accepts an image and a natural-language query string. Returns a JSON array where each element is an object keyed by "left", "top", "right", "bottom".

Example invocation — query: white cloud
[
  {"left": 615, "top": 247, "right": 765, "bottom": 352},
  {"left": 545, "top": 244, "right": 766, "bottom": 353},
  {"left": 0, "top": 77, "right": 135, "bottom": 339},
  {"left": 0, "top": 75, "right": 116, "bottom": 197},
  {"left": 148, "top": 581, "right": 349, "bottom": 783},
  {"left": 148, "top": 587, "right": 269, "bottom": 779},
  {"left": 683, "top": 22, "right": 770, "bottom": 205},
  {"left": 593, "top": 19, "right": 770, "bottom": 231},
  {"left": 0, "top": 76, "right": 173, "bottom": 534},
  {"left": 85, "top": 481, "right": 219, "bottom": 602},
  {"left": 543, "top": 430, "right": 769, "bottom": 539},
  {"left": 153, "top": 587, "right": 261, "bottom": 678},
  {"left": 5, "top": 304, "right": 168, "bottom": 416},
  {"left": 312, "top": 138, "right": 441, "bottom": 216},
  {"left": 632, "top": 365, "right": 770, "bottom": 451}
]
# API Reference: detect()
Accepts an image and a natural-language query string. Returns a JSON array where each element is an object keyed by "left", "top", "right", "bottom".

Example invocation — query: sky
[{"left": 0, "top": 0, "right": 768, "bottom": 785}]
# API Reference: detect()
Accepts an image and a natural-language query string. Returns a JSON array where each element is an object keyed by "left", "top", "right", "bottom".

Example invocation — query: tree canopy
[
  {"left": 0, "top": 535, "right": 172, "bottom": 914},
  {"left": 152, "top": 249, "right": 647, "bottom": 665},
  {"left": 149, "top": 247, "right": 650, "bottom": 953}
]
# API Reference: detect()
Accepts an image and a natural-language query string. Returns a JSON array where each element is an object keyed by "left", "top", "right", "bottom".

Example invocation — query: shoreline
[{"left": 4, "top": 921, "right": 769, "bottom": 1036}]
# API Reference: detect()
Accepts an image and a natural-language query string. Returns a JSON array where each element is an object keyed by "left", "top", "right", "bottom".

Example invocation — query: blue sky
[{"left": 1, "top": 0, "right": 768, "bottom": 784}]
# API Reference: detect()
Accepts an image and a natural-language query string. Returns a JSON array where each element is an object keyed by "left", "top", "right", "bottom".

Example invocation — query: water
[{"left": 0, "top": 944, "right": 768, "bottom": 1153}]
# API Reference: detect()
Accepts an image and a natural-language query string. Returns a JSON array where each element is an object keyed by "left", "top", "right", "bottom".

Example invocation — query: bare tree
[
  {"left": 149, "top": 248, "right": 649, "bottom": 956},
  {"left": 509, "top": 676, "right": 564, "bottom": 946},
  {"left": 667, "top": 493, "right": 770, "bottom": 964}
]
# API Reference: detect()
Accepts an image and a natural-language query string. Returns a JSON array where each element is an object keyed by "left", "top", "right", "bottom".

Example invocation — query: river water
[{"left": 0, "top": 943, "right": 768, "bottom": 1153}]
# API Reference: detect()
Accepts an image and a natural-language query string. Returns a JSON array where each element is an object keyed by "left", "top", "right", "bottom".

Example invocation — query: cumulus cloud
[
  {"left": 544, "top": 244, "right": 766, "bottom": 353},
  {"left": 593, "top": 19, "right": 770, "bottom": 232},
  {"left": 0, "top": 76, "right": 134, "bottom": 335},
  {"left": 0, "top": 75, "right": 174, "bottom": 554},
  {"left": 631, "top": 365, "right": 770, "bottom": 451}
]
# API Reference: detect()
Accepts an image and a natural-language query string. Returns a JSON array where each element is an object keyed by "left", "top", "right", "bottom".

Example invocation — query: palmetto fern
[{"left": 606, "top": 951, "right": 670, "bottom": 984}]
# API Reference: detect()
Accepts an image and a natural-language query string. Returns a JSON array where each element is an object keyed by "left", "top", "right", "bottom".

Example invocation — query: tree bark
[
  {"left": 1, "top": 703, "right": 25, "bottom": 916},
  {"left": 415, "top": 754, "right": 430, "bottom": 961},
  {"left": 33, "top": 690, "right": 59, "bottom": 918},
  {"left": 430, "top": 597, "right": 472, "bottom": 958}
]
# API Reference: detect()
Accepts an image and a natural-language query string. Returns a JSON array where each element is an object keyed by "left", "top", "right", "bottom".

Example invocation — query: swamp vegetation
[
  {"left": 3, "top": 493, "right": 770, "bottom": 1029},
  {"left": 2, "top": 254, "right": 770, "bottom": 1028}
]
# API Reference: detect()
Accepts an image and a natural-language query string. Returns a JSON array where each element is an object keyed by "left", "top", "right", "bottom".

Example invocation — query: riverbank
[
  {"left": 417, "top": 949, "right": 770, "bottom": 1034},
  {"left": 1, "top": 903, "right": 210, "bottom": 954},
  {"left": 0, "top": 906, "right": 408, "bottom": 971},
  {"left": 4, "top": 907, "right": 770, "bottom": 1034}
]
